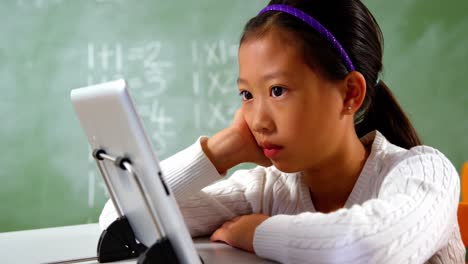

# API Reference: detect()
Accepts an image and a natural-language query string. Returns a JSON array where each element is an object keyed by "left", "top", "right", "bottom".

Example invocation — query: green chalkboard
[{"left": 0, "top": 0, "right": 467, "bottom": 233}]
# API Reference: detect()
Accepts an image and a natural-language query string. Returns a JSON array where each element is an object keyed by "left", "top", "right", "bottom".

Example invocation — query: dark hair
[{"left": 240, "top": 0, "right": 421, "bottom": 149}]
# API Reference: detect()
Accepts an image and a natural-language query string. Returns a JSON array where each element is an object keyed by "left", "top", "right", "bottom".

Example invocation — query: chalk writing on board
[
  {"left": 207, "top": 102, "right": 236, "bottom": 129},
  {"left": 207, "top": 70, "right": 236, "bottom": 96},
  {"left": 139, "top": 100, "right": 175, "bottom": 155},
  {"left": 191, "top": 40, "right": 239, "bottom": 130},
  {"left": 87, "top": 43, "right": 124, "bottom": 85},
  {"left": 125, "top": 42, "right": 173, "bottom": 96},
  {"left": 192, "top": 40, "right": 238, "bottom": 66},
  {"left": 87, "top": 43, "right": 123, "bottom": 71}
]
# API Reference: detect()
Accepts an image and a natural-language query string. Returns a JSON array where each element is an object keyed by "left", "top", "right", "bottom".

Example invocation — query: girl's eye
[
  {"left": 271, "top": 86, "right": 286, "bottom": 98},
  {"left": 239, "top": 90, "right": 253, "bottom": 101}
]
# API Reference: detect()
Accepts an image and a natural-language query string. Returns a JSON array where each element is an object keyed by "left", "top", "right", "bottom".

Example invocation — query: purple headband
[{"left": 258, "top": 4, "right": 356, "bottom": 72}]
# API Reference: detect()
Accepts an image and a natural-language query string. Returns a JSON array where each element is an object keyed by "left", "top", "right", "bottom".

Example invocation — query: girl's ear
[{"left": 342, "top": 71, "right": 367, "bottom": 114}]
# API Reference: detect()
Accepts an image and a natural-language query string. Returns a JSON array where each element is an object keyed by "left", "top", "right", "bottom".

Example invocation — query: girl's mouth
[{"left": 261, "top": 143, "right": 284, "bottom": 159}]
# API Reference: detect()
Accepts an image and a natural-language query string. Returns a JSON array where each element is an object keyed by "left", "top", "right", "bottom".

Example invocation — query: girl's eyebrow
[
  {"left": 262, "top": 71, "right": 288, "bottom": 81},
  {"left": 237, "top": 77, "right": 247, "bottom": 85},
  {"left": 237, "top": 71, "right": 288, "bottom": 85}
]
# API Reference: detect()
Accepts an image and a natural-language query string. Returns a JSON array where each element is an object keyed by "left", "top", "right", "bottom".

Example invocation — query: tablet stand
[{"left": 92, "top": 149, "right": 181, "bottom": 264}]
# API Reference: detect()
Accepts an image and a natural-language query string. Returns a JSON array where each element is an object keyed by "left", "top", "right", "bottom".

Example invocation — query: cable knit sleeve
[
  {"left": 253, "top": 146, "right": 462, "bottom": 263},
  {"left": 99, "top": 137, "right": 266, "bottom": 237},
  {"left": 176, "top": 166, "right": 267, "bottom": 237}
]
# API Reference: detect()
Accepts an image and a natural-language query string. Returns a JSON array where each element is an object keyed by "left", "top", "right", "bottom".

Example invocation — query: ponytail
[{"left": 355, "top": 81, "right": 422, "bottom": 149}]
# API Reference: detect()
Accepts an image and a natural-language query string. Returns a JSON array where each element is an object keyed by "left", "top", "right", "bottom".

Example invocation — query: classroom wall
[{"left": 0, "top": 0, "right": 466, "bottom": 232}]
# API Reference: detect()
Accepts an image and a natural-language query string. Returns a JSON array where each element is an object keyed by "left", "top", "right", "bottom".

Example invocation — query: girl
[{"left": 100, "top": 0, "right": 466, "bottom": 263}]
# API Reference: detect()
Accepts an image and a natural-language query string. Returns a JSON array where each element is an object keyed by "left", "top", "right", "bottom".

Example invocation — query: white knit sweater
[{"left": 100, "top": 131, "right": 466, "bottom": 263}]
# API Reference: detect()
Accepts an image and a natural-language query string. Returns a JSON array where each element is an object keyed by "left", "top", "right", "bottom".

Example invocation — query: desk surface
[{"left": 0, "top": 224, "right": 275, "bottom": 264}]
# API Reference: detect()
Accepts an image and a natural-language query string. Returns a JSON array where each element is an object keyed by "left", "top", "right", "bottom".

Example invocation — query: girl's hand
[
  {"left": 202, "top": 109, "right": 272, "bottom": 174},
  {"left": 210, "top": 214, "right": 269, "bottom": 253}
]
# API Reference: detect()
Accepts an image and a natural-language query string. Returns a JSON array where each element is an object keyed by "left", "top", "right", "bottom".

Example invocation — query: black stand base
[
  {"left": 137, "top": 237, "right": 180, "bottom": 264},
  {"left": 97, "top": 216, "right": 147, "bottom": 263},
  {"left": 97, "top": 216, "right": 182, "bottom": 264}
]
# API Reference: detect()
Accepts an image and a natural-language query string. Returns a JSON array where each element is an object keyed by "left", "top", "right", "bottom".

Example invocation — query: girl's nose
[{"left": 251, "top": 100, "right": 275, "bottom": 135}]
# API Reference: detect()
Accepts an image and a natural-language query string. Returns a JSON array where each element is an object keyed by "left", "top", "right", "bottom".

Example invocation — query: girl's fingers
[{"left": 210, "top": 227, "right": 229, "bottom": 243}]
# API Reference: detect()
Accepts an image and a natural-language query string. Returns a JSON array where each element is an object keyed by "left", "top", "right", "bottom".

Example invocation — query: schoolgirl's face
[{"left": 238, "top": 28, "right": 349, "bottom": 172}]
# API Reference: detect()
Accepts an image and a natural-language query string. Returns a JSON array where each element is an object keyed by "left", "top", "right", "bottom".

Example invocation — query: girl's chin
[{"left": 271, "top": 161, "right": 301, "bottom": 173}]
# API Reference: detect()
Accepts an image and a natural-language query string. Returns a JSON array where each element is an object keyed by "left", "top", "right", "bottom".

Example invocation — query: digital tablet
[{"left": 71, "top": 79, "right": 201, "bottom": 264}]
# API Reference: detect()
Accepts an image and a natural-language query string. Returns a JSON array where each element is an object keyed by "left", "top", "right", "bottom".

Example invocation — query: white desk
[{"left": 0, "top": 224, "right": 275, "bottom": 264}]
